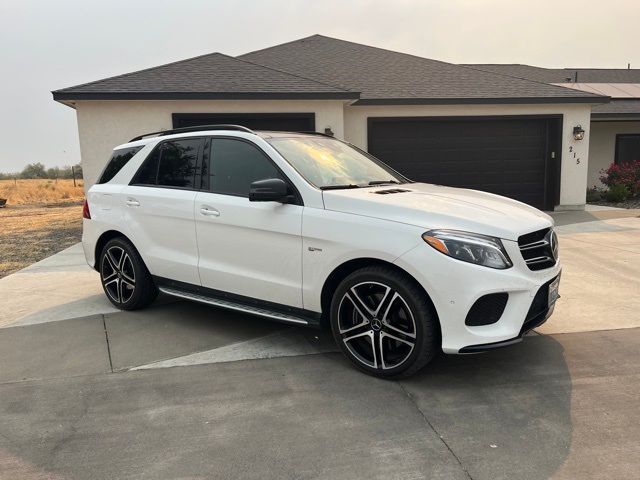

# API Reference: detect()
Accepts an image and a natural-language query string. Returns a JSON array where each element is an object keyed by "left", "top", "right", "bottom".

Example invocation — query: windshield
[{"left": 267, "top": 136, "right": 406, "bottom": 189}]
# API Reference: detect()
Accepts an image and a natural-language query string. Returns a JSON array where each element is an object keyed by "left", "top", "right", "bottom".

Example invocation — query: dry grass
[
  {"left": 0, "top": 179, "right": 85, "bottom": 206},
  {"left": 0, "top": 202, "right": 84, "bottom": 278}
]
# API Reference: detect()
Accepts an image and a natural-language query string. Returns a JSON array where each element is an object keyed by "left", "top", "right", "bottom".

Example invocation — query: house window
[{"left": 615, "top": 134, "right": 640, "bottom": 164}]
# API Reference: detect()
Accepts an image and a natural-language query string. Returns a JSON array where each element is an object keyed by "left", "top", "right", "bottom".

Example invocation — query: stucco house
[
  {"left": 464, "top": 64, "right": 640, "bottom": 189},
  {"left": 54, "top": 34, "right": 621, "bottom": 211}
]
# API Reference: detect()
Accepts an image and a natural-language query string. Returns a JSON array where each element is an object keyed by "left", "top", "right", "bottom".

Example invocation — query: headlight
[{"left": 422, "top": 229, "right": 512, "bottom": 269}]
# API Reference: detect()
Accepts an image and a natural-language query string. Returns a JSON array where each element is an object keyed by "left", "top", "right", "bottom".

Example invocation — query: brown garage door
[{"left": 368, "top": 116, "right": 561, "bottom": 210}]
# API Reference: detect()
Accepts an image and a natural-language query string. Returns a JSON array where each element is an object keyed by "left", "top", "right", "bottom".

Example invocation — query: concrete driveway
[{"left": 0, "top": 208, "right": 639, "bottom": 479}]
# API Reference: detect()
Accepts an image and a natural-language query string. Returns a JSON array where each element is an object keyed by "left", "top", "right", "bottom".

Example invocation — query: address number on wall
[{"left": 569, "top": 146, "right": 580, "bottom": 165}]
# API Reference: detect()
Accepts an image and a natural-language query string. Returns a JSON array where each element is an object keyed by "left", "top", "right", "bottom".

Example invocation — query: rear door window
[
  {"left": 157, "top": 139, "right": 202, "bottom": 188},
  {"left": 97, "top": 146, "right": 143, "bottom": 184},
  {"left": 131, "top": 138, "right": 203, "bottom": 188}
]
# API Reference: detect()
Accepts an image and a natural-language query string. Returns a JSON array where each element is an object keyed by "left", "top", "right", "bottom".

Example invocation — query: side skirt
[{"left": 153, "top": 276, "right": 323, "bottom": 328}]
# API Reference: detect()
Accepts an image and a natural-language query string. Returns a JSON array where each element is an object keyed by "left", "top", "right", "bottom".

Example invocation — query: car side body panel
[
  {"left": 301, "top": 206, "right": 424, "bottom": 312},
  {"left": 117, "top": 185, "right": 200, "bottom": 285},
  {"left": 195, "top": 191, "right": 304, "bottom": 308}
]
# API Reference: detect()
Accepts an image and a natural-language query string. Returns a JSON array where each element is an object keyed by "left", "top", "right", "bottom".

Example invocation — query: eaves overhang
[{"left": 351, "top": 96, "right": 610, "bottom": 106}]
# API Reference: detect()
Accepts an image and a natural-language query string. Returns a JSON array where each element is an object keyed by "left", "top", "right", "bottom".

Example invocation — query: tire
[
  {"left": 99, "top": 237, "right": 158, "bottom": 310},
  {"left": 329, "top": 265, "right": 439, "bottom": 378}
]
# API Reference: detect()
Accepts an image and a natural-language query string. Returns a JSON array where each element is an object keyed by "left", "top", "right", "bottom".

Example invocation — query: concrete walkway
[
  {"left": 540, "top": 212, "right": 640, "bottom": 334},
  {"left": 0, "top": 243, "right": 119, "bottom": 328}
]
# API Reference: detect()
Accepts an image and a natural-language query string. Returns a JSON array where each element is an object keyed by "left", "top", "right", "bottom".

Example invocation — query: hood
[{"left": 321, "top": 183, "right": 553, "bottom": 241}]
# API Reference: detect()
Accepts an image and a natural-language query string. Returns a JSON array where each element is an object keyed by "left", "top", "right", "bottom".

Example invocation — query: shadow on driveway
[
  {"left": 401, "top": 335, "right": 572, "bottom": 479},
  {"left": 0, "top": 325, "right": 577, "bottom": 479}
]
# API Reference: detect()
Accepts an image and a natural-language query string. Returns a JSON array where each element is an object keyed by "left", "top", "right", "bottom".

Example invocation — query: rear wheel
[
  {"left": 99, "top": 237, "right": 157, "bottom": 310},
  {"left": 329, "top": 266, "right": 439, "bottom": 378}
]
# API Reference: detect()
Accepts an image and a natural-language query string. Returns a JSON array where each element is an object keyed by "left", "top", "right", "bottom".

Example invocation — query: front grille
[
  {"left": 465, "top": 293, "right": 508, "bottom": 326},
  {"left": 518, "top": 228, "right": 558, "bottom": 271}
]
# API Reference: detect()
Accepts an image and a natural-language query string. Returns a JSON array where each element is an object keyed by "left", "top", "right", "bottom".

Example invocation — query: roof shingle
[
  {"left": 463, "top": 64, "right": 640, "bottom": 84},
  {"left": 592, "top": 99, "right": 640, "bottom": 118},
  {"left": 240, "top": 35, "right": 602, "bottom": 104},
  {"left": 53, "top": 52, "right": 358, "bottom": 101},
  {"left": 53, "top": 35, "right": 605, "bottom": 104}
]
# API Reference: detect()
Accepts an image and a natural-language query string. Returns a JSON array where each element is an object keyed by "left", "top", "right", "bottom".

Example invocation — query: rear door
[
  {"left": 121, "top": 137, "right": 204, "bottom": 285},
  {"left": 194, "top": 137, "right": 304, "bottom": 308}
]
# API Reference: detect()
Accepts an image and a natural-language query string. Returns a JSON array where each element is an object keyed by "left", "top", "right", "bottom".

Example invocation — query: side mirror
[{"left": 249, "top": 178, "right": 289, "bottom": 202}]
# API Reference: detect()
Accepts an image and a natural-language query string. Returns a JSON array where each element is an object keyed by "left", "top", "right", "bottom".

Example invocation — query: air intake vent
[
  {"left": 465, "top": 293, "right": 508, "bottom": 326},
  {"left": 518, "top": 228, "right": 558, "bottom": 271},
  {"left": 373, "top": 188, "right": 412, "bottom": 195}
]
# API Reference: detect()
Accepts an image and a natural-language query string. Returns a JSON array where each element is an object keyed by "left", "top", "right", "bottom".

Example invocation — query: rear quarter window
[{"left": 97, "top": 146, "right": 143, "bottom": 184}]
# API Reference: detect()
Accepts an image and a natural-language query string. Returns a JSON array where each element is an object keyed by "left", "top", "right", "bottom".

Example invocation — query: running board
[{"left": 159, "top": 287, "right": 310, "bottom": 326}]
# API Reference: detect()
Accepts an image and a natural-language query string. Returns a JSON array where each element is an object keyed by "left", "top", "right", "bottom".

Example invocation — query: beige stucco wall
[
  {"left": 72, "top": 98, "right": 592, "bottom": 209},
  {"left": 74, "top": 99, "right": 346, "bottom": 188},
  {"left": 343, "top": 103, "right": 592, "bottom": 209},
  {"left": 588, "top": 121, "right": 640, "bottom": 188}
]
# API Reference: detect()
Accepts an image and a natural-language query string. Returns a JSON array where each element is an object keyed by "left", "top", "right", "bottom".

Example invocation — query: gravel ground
[
  {"left": 589, "top": 197, "right": 640, "bottom": 209},
  {"left": 0, "top": 202, "right": 82, "bottom": 278}
]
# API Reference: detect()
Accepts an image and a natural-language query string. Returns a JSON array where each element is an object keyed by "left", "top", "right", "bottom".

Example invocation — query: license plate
[{"left": 548, "top": 276, "right": 560, "bottom": 307}]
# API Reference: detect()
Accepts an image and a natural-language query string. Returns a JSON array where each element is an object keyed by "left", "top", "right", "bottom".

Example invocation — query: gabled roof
[
  {"left": 52, "top": 52, "right": 359, "bottom": 102},
  {"left": 240, "top": 35, "right": 602, "bottom": 104},
  {"left": 53, "top": 35, "right": 605, "bottom": 105},
  {"left": 463, "top": 64, "right": 640, "bottom": 84}
]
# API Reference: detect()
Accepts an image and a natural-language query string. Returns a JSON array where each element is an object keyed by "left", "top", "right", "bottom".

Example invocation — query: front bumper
[
  {"left": 458, "top": 275, "right": 558, "bottom": 352},
  {"left": 394, "top": 238, "right": 561, "bottom": 354}
]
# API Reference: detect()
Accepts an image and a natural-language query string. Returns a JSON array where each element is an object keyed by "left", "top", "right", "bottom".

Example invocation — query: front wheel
[
  {"left": 99, "top": 237, "right": 157, "bottom": 310},
  {"left": 329, "top": 266, "right": 439, "bottom": 378}
]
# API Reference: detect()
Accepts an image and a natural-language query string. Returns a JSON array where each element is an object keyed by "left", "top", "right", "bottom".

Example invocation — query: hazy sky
[{"left": 1, "top": 0, "right": 638, "bottom": 172}]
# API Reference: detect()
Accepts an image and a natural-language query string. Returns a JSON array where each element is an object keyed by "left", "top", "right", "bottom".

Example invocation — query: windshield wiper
[
  {"left": 320, "top": 184, "right": 362, "bottom": 190},
  {"left": 368, "top": 180, "right": 400, "bottom": 185}
]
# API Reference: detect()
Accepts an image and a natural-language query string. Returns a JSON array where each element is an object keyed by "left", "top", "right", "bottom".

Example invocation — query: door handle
[
  {"left": 200, "top": 206, "right": 220, "bottom": 217},
  {"left": 125, "top": 198, "right": 140, "bottom": 207}
]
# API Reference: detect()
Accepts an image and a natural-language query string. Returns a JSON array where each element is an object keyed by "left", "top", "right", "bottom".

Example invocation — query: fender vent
[{"left": 373, "top": 188, "right": 412, "bottom": 195}]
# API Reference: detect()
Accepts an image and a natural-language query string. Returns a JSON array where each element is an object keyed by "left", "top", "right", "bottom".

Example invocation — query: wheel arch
[
  {"left": 320, "top": 258, "right": 441, "bottom": 338},
  {"left": 93, "top": 230, "right": 133, "bottom": 270}
]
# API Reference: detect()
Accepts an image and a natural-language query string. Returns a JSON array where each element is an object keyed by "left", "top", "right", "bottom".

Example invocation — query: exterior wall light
[{"left": 573, "top": 125, "right": 585, "bottom": 141}]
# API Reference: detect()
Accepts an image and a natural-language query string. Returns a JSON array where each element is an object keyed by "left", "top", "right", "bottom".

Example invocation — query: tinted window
[
  {"left": 98, "top": 146, "right": 143, "bottom": 184},
  {"left": 616, "top": 134, "right": 640, "bottom": 164},
  {"left": 210, "top": 139, "right": 281, "bottom": 196},
  {"left": 131, "top": 145, "right": 161, "bottom": 185},
  {"left": 157, "top": 139, "right": 201, "bottom": 188}
]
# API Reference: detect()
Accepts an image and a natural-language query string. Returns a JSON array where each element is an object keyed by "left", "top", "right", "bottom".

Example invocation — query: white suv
[{"left": 83, "top": 125, "right": 561, "bottom": 378}]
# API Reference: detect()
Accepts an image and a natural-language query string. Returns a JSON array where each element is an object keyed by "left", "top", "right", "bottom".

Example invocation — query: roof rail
[
  {"left": 129, "top": 124, "right": 255, "bottom": 142},
  {"left": 295, "top": 130, "right": 336, "bottom": 138}
]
